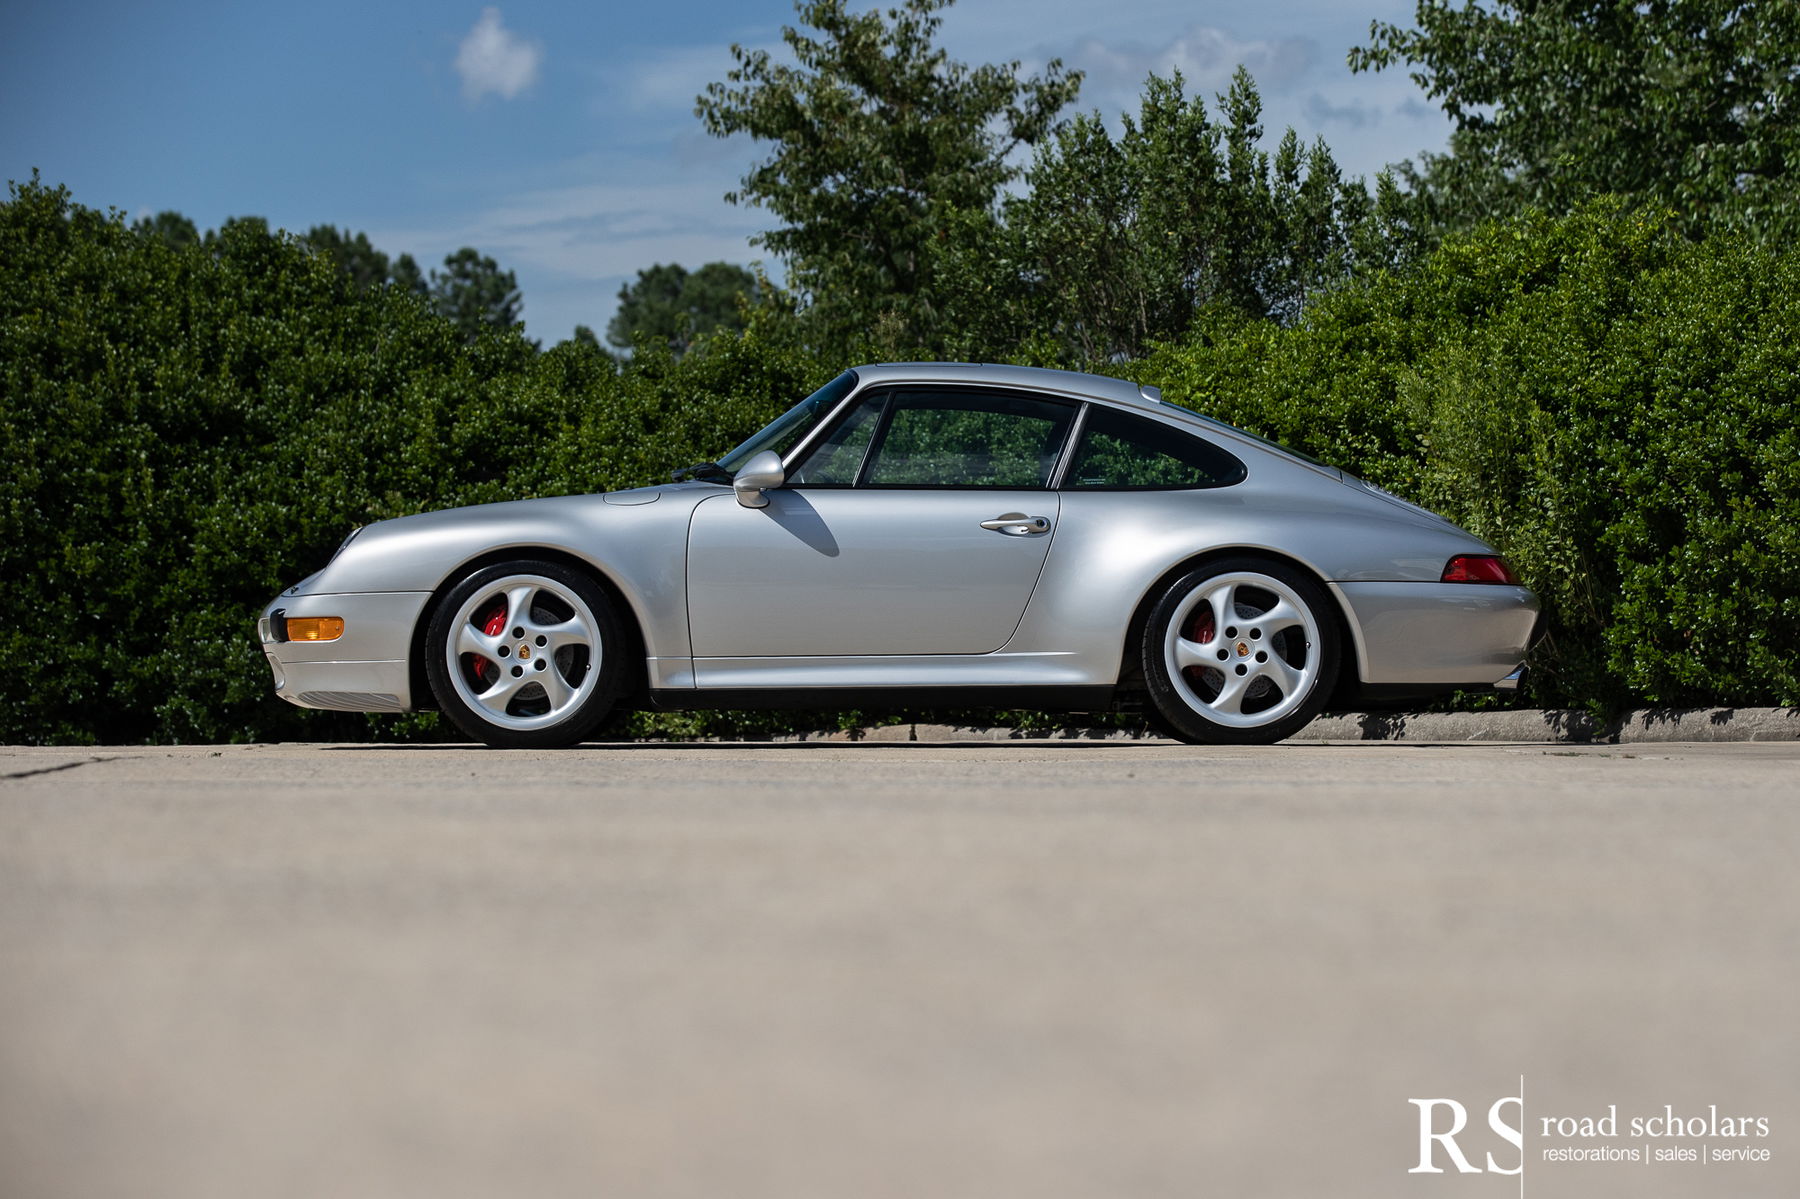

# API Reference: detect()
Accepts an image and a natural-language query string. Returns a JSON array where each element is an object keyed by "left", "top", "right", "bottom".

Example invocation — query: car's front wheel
[
  {"left": 1142, "top": 558, "right": 1339, "bottom": 745},
  {"left": 425, "top": 560, "right": 623, "bottom": 748}
]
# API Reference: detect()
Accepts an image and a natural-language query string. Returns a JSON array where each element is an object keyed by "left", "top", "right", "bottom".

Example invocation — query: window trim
[
  {"left": 770, "top": 370, "right": 870, "bottom": 479},
  {"left": 723, "top": 369, "right": 861, "bottom": 476},
  {"left": 1044, "top": 403, "right": 1091, "bottom": 490},
  {"left": 787, "top": 384, "right": 1082, "bottom": 491},
  {"left": 784, "top": 388, "right": 890, "bottom": 488}
]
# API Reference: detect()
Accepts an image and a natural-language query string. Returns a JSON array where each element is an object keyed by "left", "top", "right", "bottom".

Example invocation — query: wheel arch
[
  {"left": 407, "top": 546, "right": 649, "bottom": 712},
  {"left": 1116, "top": 546, "right": 1362, "bottom": 706}
]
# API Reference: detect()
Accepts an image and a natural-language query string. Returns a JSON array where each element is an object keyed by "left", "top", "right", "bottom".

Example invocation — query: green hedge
[
  {"left": 1, "top": 179, "right": 823, "bottom": 743},
  {"left": 4, "top": 182, "right": 1793, "bottom": 744},
  {"left": 1133, "top": 200, "right": 1799, "bottom": 711}
]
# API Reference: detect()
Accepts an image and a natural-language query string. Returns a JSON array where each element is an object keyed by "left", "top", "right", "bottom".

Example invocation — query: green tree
[
  {"left": 937, "top": 70, "right": 1381, "bottom": 362},
  {"left": 1350, "top": 0, "right": 1800, "bottom": 239},
  {"left": 390, "top": 252, "right": 427, "bottom": 295},
  {"left": 132, "top": 210, "right": 200, "bottom": 250},
  {"left": 695, "top": 0, "right": 1081, "bottom": 355},
  {"left": 202, "top": 214, "right": 273, "bottom": 249},
  {"left": 549, "top": 323, "right": 616, "bottom": 366},
  {"left": 304, "top": 225, "right": 428, "bottom": 294},
  {"left": 606, "top": 261, "right": 759, "bottom": 354},
  {"left": 430, "top": 246, "right": 523, "bottom": 342}
]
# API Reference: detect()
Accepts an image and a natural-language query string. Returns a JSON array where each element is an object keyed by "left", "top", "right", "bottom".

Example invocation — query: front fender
[{"left": 300, "top": 486, "right": 718, "bottom": 660}]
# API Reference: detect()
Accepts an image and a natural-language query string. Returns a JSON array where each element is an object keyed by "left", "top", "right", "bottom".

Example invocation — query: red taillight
[{"left": 1442, "top": 555, "right": 1520, "bottom": 585}]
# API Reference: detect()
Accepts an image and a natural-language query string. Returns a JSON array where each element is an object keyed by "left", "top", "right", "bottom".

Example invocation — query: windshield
[{"left": 716, "top": 370, "right": 860, "bottom": 474}]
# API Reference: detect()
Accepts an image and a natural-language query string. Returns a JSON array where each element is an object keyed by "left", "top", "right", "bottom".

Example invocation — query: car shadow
[
  {"left": 766, "top": 491, "right": 840, "bottom": 556},
  {"left": 315, "top": 738, "right": 1549, "bottom": 752},
  {"left": 322, "top": 739, "right": 1171, "bottom": 752}
]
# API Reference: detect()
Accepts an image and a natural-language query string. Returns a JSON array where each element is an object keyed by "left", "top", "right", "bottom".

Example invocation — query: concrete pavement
[{"left": 3, "top": 741, "right": 1797, "bottom": 1199}]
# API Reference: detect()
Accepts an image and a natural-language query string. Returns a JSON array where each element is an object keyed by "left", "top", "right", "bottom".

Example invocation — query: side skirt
[{"left": 644, "top": 685, "right": 1118, "bottom": 713}]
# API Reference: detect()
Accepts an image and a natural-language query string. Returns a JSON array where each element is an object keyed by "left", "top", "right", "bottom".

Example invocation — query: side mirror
[{"left": 733, "top": 450, "right": 785, "bottom": 509}]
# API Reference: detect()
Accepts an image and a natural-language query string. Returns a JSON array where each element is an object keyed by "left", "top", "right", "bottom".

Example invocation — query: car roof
[
  {"left": 851, "top": 362, "right": 1166, "bottom": 412},
  {"left": 850, "top": 361, "right": 1342, "bottom": 482}
]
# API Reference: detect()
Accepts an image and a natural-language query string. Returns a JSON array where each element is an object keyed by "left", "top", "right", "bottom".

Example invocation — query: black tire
[
  {"left": 425, "top": 560, "right": 624, "bottom": 748},
  {"left": 1141, "top": 557, "right": 1340, "bottom": 745}
]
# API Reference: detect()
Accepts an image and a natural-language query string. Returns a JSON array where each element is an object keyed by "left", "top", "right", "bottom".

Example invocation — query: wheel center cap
[
  {"left": 1235, "top": 641, "right": 1250, "bottom": 657},
  {"left": 519, "top": 644, "right": 532, "bottom": 660}
]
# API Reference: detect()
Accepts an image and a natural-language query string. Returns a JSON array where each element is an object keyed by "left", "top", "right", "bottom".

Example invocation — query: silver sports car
[{"left": 258, "top": 363, "right": 1537, "bottom": 746}]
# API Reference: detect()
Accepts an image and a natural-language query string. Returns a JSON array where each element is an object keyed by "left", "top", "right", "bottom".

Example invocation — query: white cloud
[
  {"left": 1069, "top": 25, "right": 1317, "bottom": 100},
  {"left": 455, "top": 7, "right": 542, "bottom": 103}
]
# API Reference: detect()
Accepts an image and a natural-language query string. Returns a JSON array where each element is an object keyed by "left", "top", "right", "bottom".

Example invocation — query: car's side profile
[{"left": 259, "top": 363, "right": 1538, "bottom": 746}]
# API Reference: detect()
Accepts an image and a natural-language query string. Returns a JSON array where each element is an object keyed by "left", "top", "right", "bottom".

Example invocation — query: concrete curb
[
  {"left": 1301, "top": 707, "right": 1799, "bottom": 743},
  {"left": 753, "top": 708, "right": 1798, "bottom": 744}
]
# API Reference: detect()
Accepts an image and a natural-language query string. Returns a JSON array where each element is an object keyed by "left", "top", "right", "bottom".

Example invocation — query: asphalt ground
[{"left": 3, "top": 740, "right": 1797, "bottom": 1199}]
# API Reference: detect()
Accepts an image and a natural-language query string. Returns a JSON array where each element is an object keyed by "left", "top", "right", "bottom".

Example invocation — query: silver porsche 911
[{"left": 258, "top": 363, "right": 1537, "bottom": 747}]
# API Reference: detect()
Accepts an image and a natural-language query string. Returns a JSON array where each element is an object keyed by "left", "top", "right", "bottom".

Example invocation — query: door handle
[{"left": 979, "top": 513, "right": 1052, "bottom": 536}]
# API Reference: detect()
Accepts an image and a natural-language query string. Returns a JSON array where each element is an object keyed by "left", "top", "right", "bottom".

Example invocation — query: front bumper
[{"left": 258, "top": 589, "right": 431, "bottom": 712}]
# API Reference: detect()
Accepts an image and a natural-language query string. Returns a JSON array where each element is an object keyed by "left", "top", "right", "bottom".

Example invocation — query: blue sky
[{"left": 3, "top": 1, "right": 1450, "bottom": 345}]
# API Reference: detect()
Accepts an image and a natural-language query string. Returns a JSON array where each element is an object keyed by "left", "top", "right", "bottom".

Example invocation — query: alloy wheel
[{"left": 444, "top": 573, "right": 602, "bottom": 733}]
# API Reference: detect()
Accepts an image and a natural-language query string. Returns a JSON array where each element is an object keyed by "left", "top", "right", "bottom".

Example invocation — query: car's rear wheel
[
  {"left": 1142, "top": 558, "right": 1339, "bottom": 745},
  {"left": 425, "top": 561, "right": 623, "bottom": 748}
]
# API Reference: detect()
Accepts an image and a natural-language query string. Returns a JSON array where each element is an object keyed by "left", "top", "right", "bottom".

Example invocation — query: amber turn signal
[{"left": 285, "top": 616, "right": 345, "bottom": 642}]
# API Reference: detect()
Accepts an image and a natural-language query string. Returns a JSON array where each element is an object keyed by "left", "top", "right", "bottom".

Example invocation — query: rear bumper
[
  {"left": 258, "top": 589, "right": 431, "bottom": 712},
  {"left": 1331, "top": 581, "right": 1538, "bottom": 688}
]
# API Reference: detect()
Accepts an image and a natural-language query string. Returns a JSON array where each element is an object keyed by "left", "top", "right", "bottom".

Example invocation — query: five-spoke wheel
[
  {"left": 1142, "top": 558, "right": 1339, "bottom": 744},
  {"left": 426, "top": 561, "right": 623, "bottom": 748}
]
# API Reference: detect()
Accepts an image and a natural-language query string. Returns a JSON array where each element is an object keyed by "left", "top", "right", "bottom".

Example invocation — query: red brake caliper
[
  {"left": 470, "top": 602, "right": 508, "bottom": 683},
  {"left": 1182, "top": 602, "right": 1215, "bottom": 683}
]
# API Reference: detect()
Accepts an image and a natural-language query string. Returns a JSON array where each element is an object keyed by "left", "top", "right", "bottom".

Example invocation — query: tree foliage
[
  {"left": 935, "top": 69, "right": 1405, "bottom": 363},
  {"left": 429, "top": 246, "right": 525, "bottom": 343},
  {"left": 134, "top": 216, "right": 517, "bottom": 342},
  {"left": 0, "top": 177, "right": 821, "bottom": 744},
  {"left": 8, "top": 178, "right": 1794, "bottom": 744},
  {"left": 303, "top": 227, "right": 516, "bottom": 337},
  {"left": 1351, "top": 0, "right": 1800, "bottom": 239},
  {"left": 1134, "top": 200, "right": 1800, "bottom": 712},
  {"left": 696, "top": 0, "right": 1081, "bottom": 354},
  {"left": 607, "top": 261, "right": 759, "bottom": 354},
  {"left": 132, "top": 210, "right": 200, "bottom": 250},
  {"left": 304, "top": 225, "right": 427, "bottom": 295}
]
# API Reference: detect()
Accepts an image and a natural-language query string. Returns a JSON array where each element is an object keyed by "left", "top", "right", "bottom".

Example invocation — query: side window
[
  {"left": 863, "top": 390, "right": 1077, "bottom": 488},
  {"left": 1063, "top": 407, "right": 1247, "bottom": 490},
  {"left": 788, "top": 391, "right": 886, "bottom": 485}
]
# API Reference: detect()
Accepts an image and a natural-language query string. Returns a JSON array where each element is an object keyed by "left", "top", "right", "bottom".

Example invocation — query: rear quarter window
[{"left": 1063, "top": 407, "right": 1246, "bottom": 490}]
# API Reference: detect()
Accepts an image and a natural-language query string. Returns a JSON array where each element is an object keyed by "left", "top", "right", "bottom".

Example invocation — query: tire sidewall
[
  {"left": 425, "top": 560, "right": 623, "bottom": 748},
  {"left": 1141, "top": 557, "right": 1340, "bottom": 745}
]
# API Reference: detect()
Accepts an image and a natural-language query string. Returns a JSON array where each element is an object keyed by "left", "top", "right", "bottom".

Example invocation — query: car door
[{"left": 685, "top": 386, "right": 1077, "bottom": 659}]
